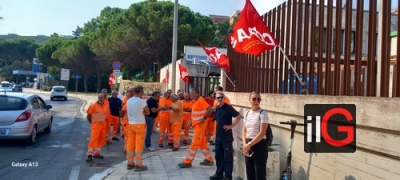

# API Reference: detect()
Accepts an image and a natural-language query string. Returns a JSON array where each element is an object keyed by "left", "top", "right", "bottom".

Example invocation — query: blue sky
[{"left": 0, "top": 0, "right": 285, "bottom": 36}]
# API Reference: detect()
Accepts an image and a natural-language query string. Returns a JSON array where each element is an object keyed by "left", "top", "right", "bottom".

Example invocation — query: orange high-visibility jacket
[
  {"left": 159, "top": 97, "right": 172, "bottom": 119},
  {"left": 191, "top": 96, "right": 210, "bottom": 127},
  {"left": 181, "top": 100, "right": 192, "bottom": 120},
  {"left": 87, "top": 102, "right": 109, "bottom": 122}
]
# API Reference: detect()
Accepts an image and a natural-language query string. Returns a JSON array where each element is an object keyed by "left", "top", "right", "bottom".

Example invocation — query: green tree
[
  {"left": 0, "top": 39, "right": 39, "bottom": 78},
  {"left": 104, "top": 0, "right": 215, "bottom": 81},
  {"left": 35, "top": 35, "right": 67, "bottom": 77},
  {"left": 52, "top": 37, "right": 97, "bottom": 92},
  {"left": 211, "top": 20, "right": 230, "bottom": 47}
]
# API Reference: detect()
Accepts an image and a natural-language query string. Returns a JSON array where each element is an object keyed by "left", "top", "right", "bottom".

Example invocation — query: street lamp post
[{"left": 171, "top": 0, "right": 178, "bottom": 92}]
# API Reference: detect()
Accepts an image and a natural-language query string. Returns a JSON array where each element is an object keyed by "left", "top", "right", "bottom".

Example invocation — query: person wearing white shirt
[
  {"left": 242, "top": 91, "right": 269, "bottom": 180},
  {"left": 126, "top": 85, "right": 150, "bottom": 171}
]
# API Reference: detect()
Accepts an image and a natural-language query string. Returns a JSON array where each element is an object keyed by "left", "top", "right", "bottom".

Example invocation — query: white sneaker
[{"left": 146, "top": 147, "right": 155, "bottom": 151}]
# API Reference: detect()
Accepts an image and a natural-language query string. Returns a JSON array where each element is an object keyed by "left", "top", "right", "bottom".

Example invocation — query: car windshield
[
  {"left": 0, "top": 96, "right": 28, "bottom": 110},
  {"left": 53, "top": 87, "right": 65, "bottom": 92},
  {"left": 1, "top": 83, "right": 12, "bottom": 88}
]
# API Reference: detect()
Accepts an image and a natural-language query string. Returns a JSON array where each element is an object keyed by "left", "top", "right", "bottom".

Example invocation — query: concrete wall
[{"left": 227, "top": 92, "right": 400, "bottom": 180}]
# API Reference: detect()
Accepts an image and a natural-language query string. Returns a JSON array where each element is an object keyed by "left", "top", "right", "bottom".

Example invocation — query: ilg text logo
[{"left": 304, "top": 104, "right": 356, "bottom": 153}]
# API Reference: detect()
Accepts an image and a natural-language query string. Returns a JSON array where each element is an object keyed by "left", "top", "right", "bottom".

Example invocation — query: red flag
[
  {"left": 162, "top": 69, "right": 169, "bottom": 83},
  {"left": 197, "top": 39, "right": 231, "bottom": 72},
  {"left": 228, "top": 0, "right": 279, "bottom": 56},
  {"left": 108, "top": 73, "right": 116, "bottom": 88},
  {"left": 178, "top": 64, "right": 190, "bottom": 83}
]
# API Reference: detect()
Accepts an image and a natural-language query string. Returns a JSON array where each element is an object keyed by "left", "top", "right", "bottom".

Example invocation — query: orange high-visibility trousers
[
  {"left": 109, "top": 116, "right": 120, "bottom": 138},
  {"left": 171, "top": 121, "right": 183, "bottom": 148},
  {"left": 183, "top": 121, "right": 213, "bottom": 164},
  {"left": 205, "top": 117, "right": 214, "bottom": 141},
  {"left": 182, "top": 113, "right": 191, "bottom": 141},
  {"left": 158, "top": 116, "right": 170, "bottom": 145},
  {"left": 168, "top": 124, "right": 173, "bottom": 144},
  {"left": 122, "top": 122, "right": 129, "bottom": 152},
  {"left": 105, "top": 115, "right": 112, "bottom": 143},
  {"left": 87, "top": 122, "right": 106, "bottom": 156},
  {"left": 126, "top": 123, "right": 146, "bottom": 166}
]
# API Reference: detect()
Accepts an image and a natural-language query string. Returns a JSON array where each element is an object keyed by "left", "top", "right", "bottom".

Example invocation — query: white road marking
[
  {"left": 68, "top": 165, "right": 80, "bottom": 180},
  {"left": 75, "top": 150, "right": 83, "bottom": 160}
]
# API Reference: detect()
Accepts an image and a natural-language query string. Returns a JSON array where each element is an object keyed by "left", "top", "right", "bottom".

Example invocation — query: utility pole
[{"left": 171, "top": 0, "right": 178, "bottom": 92}]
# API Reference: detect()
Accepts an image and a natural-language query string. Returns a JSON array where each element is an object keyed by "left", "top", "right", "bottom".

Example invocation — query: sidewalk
[{"left": 105, "top": 147, "right": 217, "bottom": 180}]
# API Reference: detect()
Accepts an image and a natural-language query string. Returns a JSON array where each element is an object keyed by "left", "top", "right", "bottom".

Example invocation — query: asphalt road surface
[{"left": 0, "top": 90, "right": 127, "bottom": 180}]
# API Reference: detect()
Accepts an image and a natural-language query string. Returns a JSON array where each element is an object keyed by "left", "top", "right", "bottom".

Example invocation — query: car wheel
[
  {"left": 44, "top": 119, "right": 52, "bottom": 133},
  {"left": 25, "top": 126, "right": 37, "bottom": 145},
  {"left": 51, "top": 97, "right": 54, "bottom": 101},
  {"left": 64, "top": 97, "right": 67, "bottom": 101}
]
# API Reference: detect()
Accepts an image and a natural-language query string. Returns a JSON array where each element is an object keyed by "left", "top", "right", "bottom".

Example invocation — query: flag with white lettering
[
  {"left": 108, "top": 73, "right": 116, "bottom": 88},
  {"left": 178, "top": 64, "right": 190, "bottom": 83},
  {"left": 162, "top": 69, "right": 169, "bottom": 83},
  {"left": 228, "top": 0, "right": 279, "bottom": 56},
  {"left": 197, "top": 39, "right": 231, "bottom": 72}
]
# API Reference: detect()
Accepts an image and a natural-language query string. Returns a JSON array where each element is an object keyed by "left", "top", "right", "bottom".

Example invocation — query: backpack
[{"left": 245, "top": 109, "right": 274, "bottom": 146}]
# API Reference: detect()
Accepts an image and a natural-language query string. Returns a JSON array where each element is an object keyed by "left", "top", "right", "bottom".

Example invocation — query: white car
[
  {"left": 0, "top": 82, "right": 13, "bottom": 92},
  {"left": 50, "top": 86, "right": 68, "bottom": 101}
]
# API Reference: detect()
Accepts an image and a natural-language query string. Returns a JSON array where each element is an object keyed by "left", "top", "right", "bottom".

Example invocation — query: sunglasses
[
  {"left": 216, "top": 96, "right": 224, "bottom": 100},
  {"left": 252, "top": 98, "right": 261, "bottom": 102}
]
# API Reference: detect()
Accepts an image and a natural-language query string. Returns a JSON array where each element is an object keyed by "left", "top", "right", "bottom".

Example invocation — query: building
[
  {"left": 208, "top": 15, "right": 230, "bottom": 25},
  {"left": 229, "top": 10, "right": 241, "bottom": 25}
]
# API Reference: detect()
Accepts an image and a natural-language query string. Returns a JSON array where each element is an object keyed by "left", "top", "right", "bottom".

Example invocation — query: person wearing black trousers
[
  {"left": 242, "top": 91, "right": 270, "bottom": 180},
  {"left": 209, "top": 91, "right": 243, "bottom": 180}
]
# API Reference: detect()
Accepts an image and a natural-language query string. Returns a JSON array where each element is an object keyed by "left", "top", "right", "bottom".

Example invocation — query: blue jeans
[{"left": 145, "top": 116, "right": 155, "bottom": 147}]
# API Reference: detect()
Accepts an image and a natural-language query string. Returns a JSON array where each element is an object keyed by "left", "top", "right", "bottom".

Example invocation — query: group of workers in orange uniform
[{"left": 85, "top": 84, "right": 230, "bottom": 172}]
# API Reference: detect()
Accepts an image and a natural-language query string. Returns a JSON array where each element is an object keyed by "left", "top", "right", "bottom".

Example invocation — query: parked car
[
  {"left": 0, "top": 93, "right": 53, "bottom": 145},
  {"left": 50, "top": 86, "right": 68, "bottom": 101},
  {"left": 12, "top": 85, "right": 23, "bottom": 92},
  {"left": 0, "top": 81, "right": 13, "bottom": 92}
]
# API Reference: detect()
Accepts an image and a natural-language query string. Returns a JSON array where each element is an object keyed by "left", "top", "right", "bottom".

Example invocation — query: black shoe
[
  {"left": 134, "top": 165, "right": 148, "bottom": 172},
  {"left": 112, "top": 137, "right": 119, "bottom": 141},
  {"left": 183, "top": 140, "right": 187, "bottom": 144},
  {"left": 172, "top": 148, "right": 179, "bottom": 151},
  {"left": 212, "top": 149, "right": 215, "bottom": 152},
  {"left": 159, "top": 144, "right": 163, "bottom": 148},
  {"left": 93, "top": 155, "right": 104, "bottom": 159},
  {"left": 127, "top": 164, "right": 135, "bottom": 170},
  {"left": 209, "top": 140, "right": 215, "bottom": 145},
  {"left": 178, "top": 162, "right": 192, "bottom": 168},
  {"left": 209, "top": 174, "right": 223, "bottom": 180},
  {"left": 200, "top": 159, "right": 214, "bottom": 166},
  {"left": 85, "top": 155, "right": 93, "bottom": 162}
]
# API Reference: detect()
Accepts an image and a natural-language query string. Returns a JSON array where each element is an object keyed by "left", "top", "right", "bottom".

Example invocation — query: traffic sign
[
  {"left": 60, "top": 68, "right": 70, "bottom": 81},
  {"left": 112, "top": 61, "right": 122, "bottom": 70},
  {"left": 113, "top": 70, "right": 120, "bottom": 78}
]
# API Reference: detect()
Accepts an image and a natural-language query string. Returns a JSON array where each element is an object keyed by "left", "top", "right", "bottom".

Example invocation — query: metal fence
[{"left": 226, "top": 0, "right": 400, "bottom": 97}]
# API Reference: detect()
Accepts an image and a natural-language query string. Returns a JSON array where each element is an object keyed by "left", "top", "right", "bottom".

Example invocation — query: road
[{"left": 0, "top": 89, "right": 127, "bottom": 180}]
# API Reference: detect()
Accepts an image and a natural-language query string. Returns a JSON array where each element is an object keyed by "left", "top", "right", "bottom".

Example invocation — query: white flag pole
[
  {"left": 222, "top": 69, "right": 236, "bottom": 89},
  {"left": 278, "top": 46, "right": 309, "bottom": 95}
]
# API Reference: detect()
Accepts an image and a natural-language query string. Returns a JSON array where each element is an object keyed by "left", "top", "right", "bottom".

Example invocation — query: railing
[{"left": 226, "top": 0, "right": 399, "bottom": 97}]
